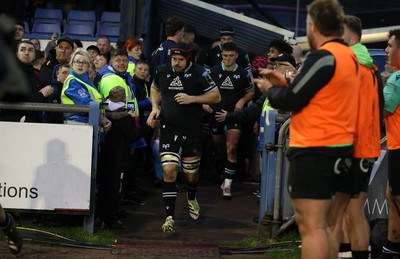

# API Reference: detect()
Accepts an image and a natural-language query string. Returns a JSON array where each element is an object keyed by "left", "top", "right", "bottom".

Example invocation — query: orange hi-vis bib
[
  {"left": 289, "top": 42, "right": 359, "bottom": 148},
  {"left": 386, "top": 107, "right": 400, "bottom": 150},
  {"left": 353, "top": 65, "right": 381, "bottom": 158},
  {"left": 384, "top": 71, "right": 400, "bottom": 150}
]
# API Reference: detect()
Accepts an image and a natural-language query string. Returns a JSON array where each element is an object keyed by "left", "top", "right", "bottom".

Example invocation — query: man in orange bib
[{"left": 254, "top": 0, "right": 359, "bottom": 258}]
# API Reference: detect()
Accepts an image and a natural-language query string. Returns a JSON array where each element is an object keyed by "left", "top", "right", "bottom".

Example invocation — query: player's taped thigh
[
  {"left": 160, "top": 152, "right": 180, "bottom": 166},
  {"left": 182, "top": 157, "right": 201, "bottom": 174}
]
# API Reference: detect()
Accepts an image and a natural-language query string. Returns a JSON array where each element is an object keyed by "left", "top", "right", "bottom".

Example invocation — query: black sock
[
  {"left": 224, "top": 160, "right": 236, "bottom": 180},
  {"left": 352, "top": 250, "right": 369, "bottom": 259},
  {"left": 186, "top": 182, "right": 197, "bottom": 200},
  {"left": 339, "top": 243, "right": 352, "bottom": 252},
  {"left": 162, "top": 181, "right": 177, "bottom": 218}
]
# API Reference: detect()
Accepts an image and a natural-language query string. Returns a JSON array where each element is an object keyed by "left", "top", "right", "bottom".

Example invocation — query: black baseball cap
[
  {"left": 56, "top": 36, "right": 73, "bottom": 48},
  {"left": 269, "top": 52, "right": 296, "bottom": 67},
  {"left": 86, "top": 45, "right": 100, "bottom": 54},
  {"left": 220, "top": 27, "right": 235, "bottom": 37}
]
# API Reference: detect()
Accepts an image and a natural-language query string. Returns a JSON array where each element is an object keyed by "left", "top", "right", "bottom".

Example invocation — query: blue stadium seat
[
  {"left": 64, "top": 24, "right": 94, "bottom": 37},
  {"left": 96, "top": 25, "right": 120, "bottom": 38},
  {"left": 100, "top": 11, "right": 120, "bottom": 26},
  {"left": 34, "top": 8, "right": 63, "bottom": 25},
  {"left": 32, "top": 22, "right": 61, "bottom": 34},
  {"left": 67, "top": 10, "right": 96, "bottom": 26},
  {"left": 24, "top": 21, "right": 29, "bottom": 33}
]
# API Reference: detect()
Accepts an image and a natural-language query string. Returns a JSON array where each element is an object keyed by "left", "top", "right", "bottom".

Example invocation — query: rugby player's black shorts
[{"left": 159, "top": 124, "right": 203, "bottom": 158}]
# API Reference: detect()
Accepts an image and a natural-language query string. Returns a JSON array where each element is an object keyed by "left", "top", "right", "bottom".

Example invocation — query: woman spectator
[
  {"left": 124, "top": 37, "right": 144, "bottom": 77},
  {"left": 61, "top": 48, "right": 109, "bottom": 128}
]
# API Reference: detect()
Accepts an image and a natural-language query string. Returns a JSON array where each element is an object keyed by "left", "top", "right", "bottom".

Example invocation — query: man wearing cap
[
  {"left": 200, "top": 27, "right": 251, "bottom": 73},
  {"left": 39, "top": 36, "right": 74, "bottom": 87},
  {"left": 147, "top": 42, "right": 221, "bottom": 232}
]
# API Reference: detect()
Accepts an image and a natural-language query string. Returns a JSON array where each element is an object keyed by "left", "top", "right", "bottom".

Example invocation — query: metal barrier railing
[
  {"left": 258, "top": 110, "right": 291, "bottom": 237},
  {"left": 258, "top": 110, "right": 389, "bottom": 238}
]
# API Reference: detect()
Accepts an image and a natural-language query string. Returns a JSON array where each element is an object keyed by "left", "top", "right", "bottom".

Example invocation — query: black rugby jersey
[
  {"left": 154, "top": 62, "right": 217, "bottom": 137},
  {"left": 210, "top": 63, "right": 253, "bottom": 111}
]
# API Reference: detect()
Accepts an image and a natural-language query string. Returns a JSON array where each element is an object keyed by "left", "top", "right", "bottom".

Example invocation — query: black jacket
[
  {"left": 39, "top": 48, "right": 59, "bottom": 87},
  {"left": 103, "top": 109, "right": 152, "bottom": 172}
]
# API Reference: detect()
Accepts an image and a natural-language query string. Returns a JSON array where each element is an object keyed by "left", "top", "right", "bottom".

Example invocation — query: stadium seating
[
  {"left": 34, "top": 8, "right": 63, "bottom": 25},
  {"left": 100, "top": 11, "right": 120, "bottom": 26},
  {"left": 24, "top": 21, "right": 29, "bottom": 33},
  {"left": 32, "top": 22, "right": 61, "bottom": 34},
  {"left": 64, "top": 24, "right": 94, "bottom": 37},
  {"left": 96, "top": 24, "right": 119, "bottom": 38},
  {"left": 67, "top": 10, "right": 96, "bottom": 26}
]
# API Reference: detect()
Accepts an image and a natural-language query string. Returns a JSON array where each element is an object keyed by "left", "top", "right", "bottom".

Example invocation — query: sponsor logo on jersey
[{"left": 220, "top": 76, "right": 234, "bottom": 89}]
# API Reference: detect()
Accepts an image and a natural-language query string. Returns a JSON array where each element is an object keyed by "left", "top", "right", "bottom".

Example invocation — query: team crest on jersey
[
  {"left": 396, "top": 73, "right": 400, "bottom": 81},
  {"left": 220, "top": 76, "right": 234, "bottom": 89},
  {"left": 171, "top": 76, "right": 182, "bottom": 86},
  {"left": 167, "top": 74, "right": 171, "bottom": 78},
  {"left": 184, "top": 73, "right": 192, "bottom": 78},
  {"left": 218, "top": 74, "right": 222, "bottom": 78},
  {"left": 233, "top": 74, "right": 240, "bottom": 79},
  {"left": 169, "top": 76, "right": 184, "bottom": 90}
]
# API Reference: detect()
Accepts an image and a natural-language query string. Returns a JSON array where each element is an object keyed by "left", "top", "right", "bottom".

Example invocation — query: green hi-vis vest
[
  {"left": 99, "top": 72, "right": 139, "bottom": 113},
  {"left": 61, "top": 74, "right": 102, "bottom": 104},
  {"left": 262, "top": 98, "right": 274, "bottom": 112},
  {"left": 127, "top": 61, "right": 136, "bottom": 78}
]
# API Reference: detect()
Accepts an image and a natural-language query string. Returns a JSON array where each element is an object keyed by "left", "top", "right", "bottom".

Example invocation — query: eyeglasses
[{"left": 73, "top": 61, "right": 89, "bottom": 66}]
